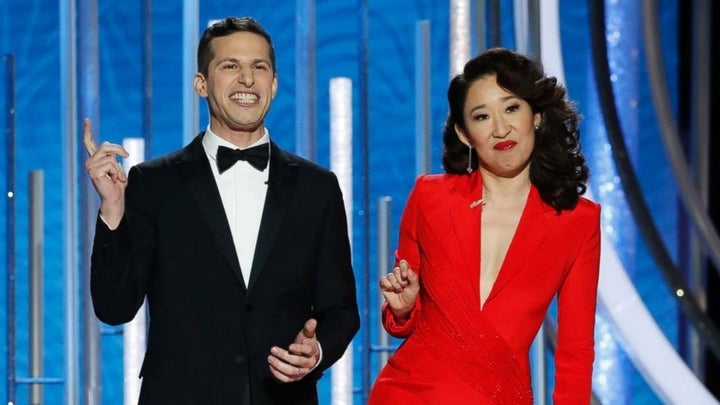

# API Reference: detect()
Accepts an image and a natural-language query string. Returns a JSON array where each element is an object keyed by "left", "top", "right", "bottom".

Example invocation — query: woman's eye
[
  {"left": 506, "top": 104, "right": 520, "bottom": 113},
  {"left": 223, "top": 64, "right": 237, "bottom": 70},
  {"left": 473, "top": 114, "right": 488, "bottom": 121}
]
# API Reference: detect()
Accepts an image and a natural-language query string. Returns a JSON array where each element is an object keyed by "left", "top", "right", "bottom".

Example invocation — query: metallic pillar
[
  {"left": 449, "top": 0, "right": 471, "bottom": 77},
  {"left": 295, "top": 0, "right": 317, "bottom": 161},
  {"left": 78, "top": 0, "right": 103, "bottom": 402},
  {"left": 474, "top": 0, "right": 487, "bottom": 50},
  {"left": 122, "top": 139, "right": 147, "bottom": 405},
  {"left": 29, "top": 171, "right": 45, "bottom": 405},
  {"left": 415, "top": 20, "right": 432, "bottom": 176},
  {"left": 5, "top": 52, "right": 17, "bottom": 405},
  {"left": 182, "top": 0, "right": 199, "bottom": 145},
  {"left": 513, "top": 0, "right": 540, "bottom": 58},
  {"left": 329, "top": 77, "right": 354, "bottom": 405},
  {"left": 376, "top": 197, "right": 392, "bottom": 368},
  {"left": 142, "top": 0, "right": 153, "bottom": 160},
  {"left": 60, "top": 0, "right": 79, "bottom": 401},
  {"left": 357, "top": 0, "right": 372, "bottom": 401}
]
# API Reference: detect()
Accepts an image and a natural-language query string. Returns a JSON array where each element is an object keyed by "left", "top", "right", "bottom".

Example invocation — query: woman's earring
[
  {"left": 534, "top": 124, "right": 540, "bottom": 130},
  {"left": 466, "top": 144, "right": 473, "bottom": 174}
]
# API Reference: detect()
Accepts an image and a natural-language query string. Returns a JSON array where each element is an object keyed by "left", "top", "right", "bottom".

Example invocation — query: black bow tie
[{"left": 216, "top": 144, "right": 269, "bottom": 173}]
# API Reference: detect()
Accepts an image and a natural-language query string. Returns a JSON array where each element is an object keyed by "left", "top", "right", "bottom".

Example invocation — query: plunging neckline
[{"left": 477, "top": 189, "right": 530, "bottom": 310}]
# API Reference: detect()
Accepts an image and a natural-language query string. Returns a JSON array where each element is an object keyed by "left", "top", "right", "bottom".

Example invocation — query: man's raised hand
[{"left": 82, "top": 118, "right": 129, "bottom": 229}]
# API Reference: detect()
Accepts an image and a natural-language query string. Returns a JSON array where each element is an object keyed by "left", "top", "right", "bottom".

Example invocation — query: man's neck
[{"left": 210, "top": 124, "right": 266, "bottom": 148}]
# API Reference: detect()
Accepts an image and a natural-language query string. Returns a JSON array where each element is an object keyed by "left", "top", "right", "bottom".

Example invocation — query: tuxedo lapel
[
  {"left": 173, "top": 133, "right": 246, "bottom": 289},
  {"left": 247, "top": 142, "right": 298, "bottom": 292}
]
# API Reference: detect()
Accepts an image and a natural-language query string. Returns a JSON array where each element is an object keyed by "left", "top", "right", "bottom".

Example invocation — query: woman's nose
[{"left": 492, "top": 116, "right": 511, "bottom": 138}]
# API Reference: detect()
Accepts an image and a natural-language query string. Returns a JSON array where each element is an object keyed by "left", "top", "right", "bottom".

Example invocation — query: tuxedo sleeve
[
  {"left": 90, "top": 165, "right": 153, "bottom": 325},
  {"left": 311, "top": 173, "right": 360, "bottom": 374},
  {"left": 553, "top": 202, "right": 601, "bottom": 403}
]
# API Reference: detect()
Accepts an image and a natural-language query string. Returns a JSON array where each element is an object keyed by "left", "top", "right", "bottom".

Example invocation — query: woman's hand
[{"left": 379, "top": 260, "right": 420, "bottom": 320}]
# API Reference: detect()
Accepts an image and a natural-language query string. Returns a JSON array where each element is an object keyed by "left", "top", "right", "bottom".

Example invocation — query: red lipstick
[{"left": 494, "top": 140, "right": 516, "bottom": 151}]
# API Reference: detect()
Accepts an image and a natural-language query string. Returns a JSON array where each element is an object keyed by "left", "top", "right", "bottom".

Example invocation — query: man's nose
[{"left": 238, "top": 68, "right": 254, "bottom": 86}]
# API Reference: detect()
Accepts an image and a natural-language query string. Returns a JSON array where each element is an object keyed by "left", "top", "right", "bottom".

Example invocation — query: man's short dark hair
[{"left": 197, "top": 16, "right": 276, "bottom": 76}]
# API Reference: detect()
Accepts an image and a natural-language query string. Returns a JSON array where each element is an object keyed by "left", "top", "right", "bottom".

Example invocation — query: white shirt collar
[{"left": 202, "top": 126, "right": 270, "bottom": 162}]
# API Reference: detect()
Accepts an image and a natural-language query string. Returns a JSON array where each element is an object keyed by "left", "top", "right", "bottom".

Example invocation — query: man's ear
[
  {"left": 193, "top": 73, "right": 208, "bottom": 97},
  {"left": 271, "top": 74, "right": 278, "bottom": 99}
]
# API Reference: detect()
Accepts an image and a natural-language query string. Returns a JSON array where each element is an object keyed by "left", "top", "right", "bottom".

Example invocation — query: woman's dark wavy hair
[{"left": 442, "top": 47, "right": 589, "bottom": 212}]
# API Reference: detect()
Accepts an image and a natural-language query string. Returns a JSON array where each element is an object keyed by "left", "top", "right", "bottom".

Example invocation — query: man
[{"left": 83, "top": 16, "right": 359, "bottom": 404}]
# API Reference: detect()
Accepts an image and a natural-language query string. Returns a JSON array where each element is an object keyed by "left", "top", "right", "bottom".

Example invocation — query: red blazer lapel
[
  {"left": 411, "top": 174, "right": 558, "bottom": 309},
  {"left": 448, "top": 173, "right": 484, "bottom": 303},
  {"left": 486, "top": 186, "right": 557, "bottom": 303}
]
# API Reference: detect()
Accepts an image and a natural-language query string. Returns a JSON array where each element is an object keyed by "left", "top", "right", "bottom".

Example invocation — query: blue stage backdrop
[{"left": 0, "top": 0, "right": 688, "bottom": 404}]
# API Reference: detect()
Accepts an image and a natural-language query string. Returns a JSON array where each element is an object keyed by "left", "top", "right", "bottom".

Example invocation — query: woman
[{"left": 369, "top": 48, "right": 600, "bottom": 404}]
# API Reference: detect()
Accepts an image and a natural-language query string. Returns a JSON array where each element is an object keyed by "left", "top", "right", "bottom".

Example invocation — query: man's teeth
[{"left": 231, "top": 93, "right": 258, "bottom": 103}]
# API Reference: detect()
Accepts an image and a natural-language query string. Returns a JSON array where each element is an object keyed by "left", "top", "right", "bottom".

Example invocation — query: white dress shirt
[
  {"left": 203, "top": 128, "right": 324, "bottom": 368},
  {"left": 202, "top": 127, "right": 270, "bottom": 286}
]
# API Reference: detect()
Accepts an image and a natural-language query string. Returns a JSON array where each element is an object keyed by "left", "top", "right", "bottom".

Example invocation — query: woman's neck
[{"left": 479, "top": 168, "right": 531, "bottom": 207}]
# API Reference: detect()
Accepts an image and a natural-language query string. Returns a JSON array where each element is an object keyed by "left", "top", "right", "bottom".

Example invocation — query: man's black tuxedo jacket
[{"left": 90, "top": 134, "right": 360, "bottom": 404}]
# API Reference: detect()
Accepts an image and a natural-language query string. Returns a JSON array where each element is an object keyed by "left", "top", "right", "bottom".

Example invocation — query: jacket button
[{"left": 234, "top": 355, "right": 246, "bottom": 365}]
